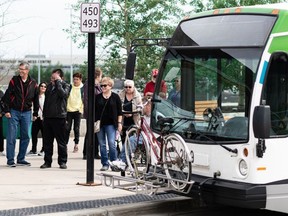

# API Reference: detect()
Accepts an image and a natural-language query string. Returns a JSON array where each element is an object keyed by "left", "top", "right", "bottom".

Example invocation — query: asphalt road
[{"left": 137, "top": 206, "right": 288, "bottom": 216}]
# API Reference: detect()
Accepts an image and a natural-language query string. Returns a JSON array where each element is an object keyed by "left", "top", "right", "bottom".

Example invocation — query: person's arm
[
  {"left": 115, "top": 94, "right": 123, "bottom": 132},
  {"left": 2, "top": 78, "right": 14, "bottom": 117},
  {"left": 32, "top": 83, "right": 39, "bottom": 119},
  {"left": 55, "top": 80, "right": 70, "bottom": 99},
  {"left": 134, "top": 92, "right": 143, "bottom": 110},
  {"left": 159, "top": 80, "right": 167, "bottom": 99}
]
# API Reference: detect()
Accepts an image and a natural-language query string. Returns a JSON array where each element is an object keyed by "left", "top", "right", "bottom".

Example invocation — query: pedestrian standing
[
  {"left": 82, "top": 67, "right": 102, "bottom": 159},
  {"left": 143, "top": 68, "right": 167, "bottom": 99},
  {"left": 27, "top": 82, "right": 47, "bottom": 156},
  {"left": 40, "top": 69, "right": 70, "bottom": 169},
  {"left": 95, "top": 77, "right": 122, "bottom": 171},
  {"left": 118, "top": 79, "right": 142, "bottom": 149},
  {"left": 1, "top": 61, "right": 39, "bottom": 167},
  {"left": 65, "top": 72, "right": 84, "bottom": 153}
]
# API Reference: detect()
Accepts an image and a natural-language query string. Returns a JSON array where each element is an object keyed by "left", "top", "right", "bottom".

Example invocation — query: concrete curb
[{"left": 35, "top": 196, "right": 197, "bottom": 216}]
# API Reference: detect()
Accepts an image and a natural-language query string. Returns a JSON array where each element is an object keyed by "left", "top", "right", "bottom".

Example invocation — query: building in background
[{"left": 0, "top": 54, "right": 86, "bottom": 92}]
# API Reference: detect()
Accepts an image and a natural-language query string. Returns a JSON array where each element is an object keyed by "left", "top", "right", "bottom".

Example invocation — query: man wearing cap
[{"left": 143, "top": 69, "right": 167, "bottom": 99}]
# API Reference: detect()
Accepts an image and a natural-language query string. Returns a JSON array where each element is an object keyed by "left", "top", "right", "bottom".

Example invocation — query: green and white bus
[{"left": 126, "top": 3, "right": 288, "bottom": 214}]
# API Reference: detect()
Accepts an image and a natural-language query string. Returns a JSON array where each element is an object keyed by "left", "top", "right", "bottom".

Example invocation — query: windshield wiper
[{"left": 220, "top": 144, "right": 238, "bottom": 154}]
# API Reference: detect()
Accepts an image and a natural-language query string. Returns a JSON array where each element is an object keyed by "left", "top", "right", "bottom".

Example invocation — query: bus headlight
[{"left": 239, "top": 159, "right": 248, "bottom": 176}]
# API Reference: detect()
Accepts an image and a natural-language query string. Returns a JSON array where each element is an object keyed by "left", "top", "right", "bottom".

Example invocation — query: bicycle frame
[{"left": 137, "top": 116, "right": 164, "bottom": 165}]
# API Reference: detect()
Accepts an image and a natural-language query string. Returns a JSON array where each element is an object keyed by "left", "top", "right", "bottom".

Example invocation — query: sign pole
[
  {"left": 77, "top": 2, "right": 101, "bottom": 186},
  {"left": 86, "top": 32, "right": 96, "bottom": 184}
]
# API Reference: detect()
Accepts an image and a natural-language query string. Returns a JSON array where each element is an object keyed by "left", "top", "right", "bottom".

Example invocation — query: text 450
[{"left": 82, "top": 6, "right": 99, "bottom": 16}]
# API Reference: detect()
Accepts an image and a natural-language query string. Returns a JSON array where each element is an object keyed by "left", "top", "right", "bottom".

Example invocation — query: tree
[
  {"left": 68, "top": 0, "right": 286, "bottom": 90},
  {"left": 69, "top": 0, "right": 193, "bottom": 82},
  {"left": 0, "top": 0, "right": 19, "bottom": 85}
]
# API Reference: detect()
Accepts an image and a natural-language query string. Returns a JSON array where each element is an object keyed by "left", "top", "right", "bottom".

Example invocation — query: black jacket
[
  {"left": 95, "top": 92, "right": 122, "bottom": 128},
  {"left": 43, "top": 80, "right": 70, "bottom": 119},
  {"left": 2, "top": 75, "right": 39, "bottom": 116}
]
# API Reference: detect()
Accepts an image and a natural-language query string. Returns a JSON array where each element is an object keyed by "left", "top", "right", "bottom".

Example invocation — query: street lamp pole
[
  {"left": 38, "top": 39, "right": 41, "bottom": 84},
  {"left": 65, "top": 3, "right": 74, "bottom": 84},
  {"left": 38, "top": 28, "right": 53, "bottom": 84},
  {"left": 69, "top": 5, "right": 73, "bottom": 84}
]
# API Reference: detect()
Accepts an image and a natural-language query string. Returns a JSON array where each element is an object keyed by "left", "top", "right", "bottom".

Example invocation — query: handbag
[
  {"left": 94, "top": 97, "right": 109, "bottom": 133},
  {"left": 94, "top": 120, "right": 101, "bottom": 133}
]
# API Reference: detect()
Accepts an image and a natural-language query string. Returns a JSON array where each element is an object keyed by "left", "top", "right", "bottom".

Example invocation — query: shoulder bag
[{"left": 94, "top": 98, "right": 109, "bottom": 133}]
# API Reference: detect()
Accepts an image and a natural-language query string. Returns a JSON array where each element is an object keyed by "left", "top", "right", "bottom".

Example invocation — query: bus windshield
[{"left": 151, "top": 14, "right": 277, "bottom": 143}]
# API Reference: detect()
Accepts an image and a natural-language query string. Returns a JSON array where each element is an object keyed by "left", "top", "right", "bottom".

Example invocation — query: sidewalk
[
  {"left": 0, "top": 137, "right": 130, "bottom": 209},
  {"left": 0, "top": 137, "right": 193, "bottom": 215}
]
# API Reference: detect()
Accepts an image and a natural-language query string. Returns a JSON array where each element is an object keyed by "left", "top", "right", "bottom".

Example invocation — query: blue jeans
[
  {"left": 120, "top": 134, "right": 143, "bottom": 163},
  {"left": 6, "top": 109, "right": 31, "bottom": 164},
  {"left": 97, "top": 125, "right": 117, "bottom": 166}
]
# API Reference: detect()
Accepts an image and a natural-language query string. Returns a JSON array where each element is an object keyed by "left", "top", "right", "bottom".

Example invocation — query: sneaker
[
  {"left": 100, "top": 165, "right": 109, "bottom": 171},
  {"left": 26, "top": 150, "right": 37, "bottom": 156},
  {"left": 59, "top": 164, "right": 67, "bottom": 169},
  {"left": 7, "top": 163, "right": 16, "bottom": 167},
  {"left": 108, "top": 160, "right": 119, "bottom": 172},
  {"left": 40, "top": 163, "right": 51, "bottom": 169},
  {"left": 17, "top": 160, "right": 31, "bottom": 166},
  {"left": 38, "top": 151, "right": 44, "bottom": 156},
  {"left": 0, "top": 151, "right": 5, "bottom": 156},
  {"left": 111, "top": 160, "right": 126, "bottom": 171}
]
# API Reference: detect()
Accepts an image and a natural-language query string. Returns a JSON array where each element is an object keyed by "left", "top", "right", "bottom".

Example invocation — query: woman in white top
[
  {"left": 27, "top": 82, "right": 47, "bottom": 156},
  {"left": 118, "top": 79, "right": 142, "bottom": 144}
]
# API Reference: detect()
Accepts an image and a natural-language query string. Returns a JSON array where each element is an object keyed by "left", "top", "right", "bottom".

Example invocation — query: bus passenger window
[{"left": 263, "top": 52, "right": 288, "bottom": 135}]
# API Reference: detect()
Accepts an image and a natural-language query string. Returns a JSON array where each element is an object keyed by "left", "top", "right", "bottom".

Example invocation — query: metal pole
[
  {"left": 70, "top": 6, "right": 73, "bottom": 84},
  {"left": 37, "top": 28, "right": 53, "bottom": 84},
  {"left": 38, "top": 34, "right": 42, "bottom": 84},
  {"left": 86, "top": 33, "right": 95, "bottom": 183}
]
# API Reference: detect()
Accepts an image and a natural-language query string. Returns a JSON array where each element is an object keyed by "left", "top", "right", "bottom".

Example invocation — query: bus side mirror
[
  {"left": 125, "top": 52, "right": 136, "bottom": 80},
  {"left": 253, "top": 105, "right": 271, "bottom": 139}
]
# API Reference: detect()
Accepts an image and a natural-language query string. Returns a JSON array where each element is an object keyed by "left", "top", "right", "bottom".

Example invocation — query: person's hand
[
  {"left": 145, "top": 92, "right": 153, "bottom": 98},
  {"left": 32, "top": 116, "right": 37, "bottom": 121},
  {"left": 159, "top": 92, "right": 166, "bottom": 99},
  {"left": 52, "top": 73, "right": 61, "bottom": 81},
  {"left": 5, "top": 112, "right": 11, "bottom": 118}
]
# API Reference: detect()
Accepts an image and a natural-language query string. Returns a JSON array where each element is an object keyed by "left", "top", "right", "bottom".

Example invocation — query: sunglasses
[
  {"left": 174, "top": 80, "right": 179, "bottom": 82},
  {"left": 125, "top": 86, "right": 132, "bottom": 89},
  {"left": 100, "top": 84, "right": 108, "bottom": 88},
  {"left": 40, "top": 85, "right": 47, "bottom": 88}
]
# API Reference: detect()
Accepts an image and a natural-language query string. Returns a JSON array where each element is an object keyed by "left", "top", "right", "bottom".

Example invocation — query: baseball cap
[{"left": 152, "top": 69, "right": 158, "bottom": 77}]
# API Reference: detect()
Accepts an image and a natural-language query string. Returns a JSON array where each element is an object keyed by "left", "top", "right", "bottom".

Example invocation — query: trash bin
[{"left": 2, "top": 116, "right": 32, "bottom": 139}]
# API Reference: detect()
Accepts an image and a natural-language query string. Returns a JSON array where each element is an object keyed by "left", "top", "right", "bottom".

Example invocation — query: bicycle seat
[{"left": 157, "top": 117, "right": 174, "bottom": 127}]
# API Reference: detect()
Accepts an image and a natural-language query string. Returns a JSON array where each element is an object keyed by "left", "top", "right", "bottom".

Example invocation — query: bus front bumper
[{"left": 189, "top": 175, "right": 266, "bottom": 209}]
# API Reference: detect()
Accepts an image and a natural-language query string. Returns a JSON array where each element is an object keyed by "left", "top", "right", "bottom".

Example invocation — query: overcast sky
[{"left": 1, "top": 0, "right": 87, "bottom": 59}]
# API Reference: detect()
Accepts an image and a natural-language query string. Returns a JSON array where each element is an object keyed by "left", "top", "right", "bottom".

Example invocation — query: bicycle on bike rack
[{"left": 123, "top": 103, "right": 193, "bottom": 193}]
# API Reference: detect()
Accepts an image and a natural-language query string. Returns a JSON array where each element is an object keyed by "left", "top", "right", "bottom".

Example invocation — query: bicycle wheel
[
  {"left": 162, "top": 133, "right": 192, "bottom": 191},
  {"left": 124, "top": 127, "right": 150, "bottom": 178}
]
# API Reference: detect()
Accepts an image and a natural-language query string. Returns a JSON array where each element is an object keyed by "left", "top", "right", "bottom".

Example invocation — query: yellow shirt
[{"left": 67, "top": 83, "right": 84, "bottom": 113}]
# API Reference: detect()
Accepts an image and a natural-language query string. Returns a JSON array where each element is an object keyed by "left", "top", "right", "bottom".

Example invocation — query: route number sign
[{"left": 80, "top": 3, "right": 100, "bottom": 33}]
